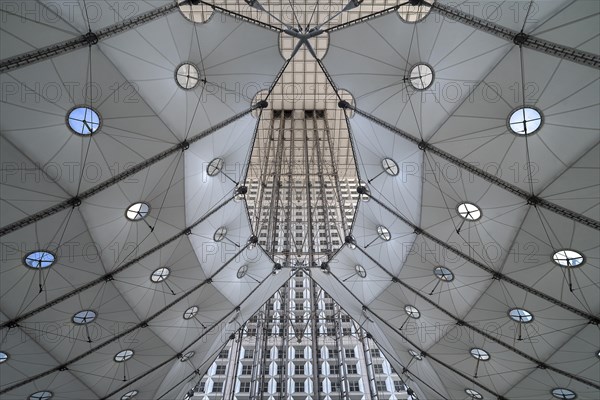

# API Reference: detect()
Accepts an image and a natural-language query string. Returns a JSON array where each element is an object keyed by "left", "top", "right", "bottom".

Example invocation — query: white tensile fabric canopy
[{"left": 0, "top": 1, "right": 598, "bottom": 399}]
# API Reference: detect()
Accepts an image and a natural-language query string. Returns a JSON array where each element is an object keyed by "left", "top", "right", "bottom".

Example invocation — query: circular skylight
[
  {"left": 355, "top": 264, "right": 367, "bottom": 278},
  {"left": 183, "top": 306, "right": 199, "bottom": 320},
  {"left": 398, "top": 0, "right": 433, "bottom": 22},
  {"left": 552, "top": 250, "right": 584, "bottom": 268},
  {"left": 465, "top": 388, "right": 483, "bottom": 399},
  {"left": 405, "top": 305, "right": 420, "bottom": 319},
  {"left": 508, "top": 107, "right": 543, "bottom": 136},
  {"left": 377, "top": 225, "right": 391, "bottom": 241},
  {"left": 114, "top": 349, "right": 134, "bottom": 362},
  {"left": 175, "top": 63, "right": 200, "bottom": 90},
  {"left": 470, "top": 348, "right": 490, "bottom": 361},
  {"left": 237, "top": 264, "right": 248, "bottom": 279},
  {"left": 409, "top": 63, "right": 434, "bottom": 90},
  {"left": 551, "top": 388, "right": 577, "bottom": 399},
  {"left": 207, "top": 158, "right": 224, "bottom": 176},
  {"left": 67, "top": 106, "right": 100, "bottom": 135},
  {"left": 433, "top": 266, "right": 454, "bottom": 282},
  {"left": 0, "top": 351, "right": 8, "bottom": 363},
  {"left": 408, "top": 349, "right": 422, "bottom": 360},
  {"left": 126, "top": 202, "right": 150, "bottom": 221},
  {"left": 457, "top": 202, "right": 481, "bottom": 221},
  {"left": 180, "top": 351, "right": 195, "bottom": 362},
  {"left": 121, "top": 390, "right": 138, "bottom": 400},
  {"left": 151, "top": 267, "right": 170, "bottom": 283},
  {"left": 382, "top": 158, "right": 400, "bottom": 176},
  {"left": 213, "top": 227, "right": 227, "bottom": 242},
  {"left": 29, "top": 391, "right": 53, "bottom": 400},
  {"left": 23, "top": 250, "right": 55, "bottom": 269},
  {"left": 508, "top": 308, "right": 533, "bottom": 323},
  {"left": 72, "top": 310, "right": 97, "bottom": 325},
  {"left": 178, "top": 0, "right": 213, "bottom": 23}
]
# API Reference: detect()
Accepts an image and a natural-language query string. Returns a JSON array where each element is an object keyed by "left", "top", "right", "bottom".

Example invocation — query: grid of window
[
  {"left": 331, "top": 381, "right": 339, "bottom": 392},
  {"left": 294, "top": 381, "right": 304, "bottom": 393},
  {"left": 376, "top": 380, "right": 388, "bottom": 392},
  {"left": 191, "top": 274, "right": 416, "bottom": 398},
  {"left": 241, "top": 365, "right": 252, "bottom": 375},
  {"left": 239, "top": 382, "right": 251, "bottom": 393},
  {"left": 215, "top": 365, "right": 226, "bottom": 375},
  {"left": 212, "top": 382, "right": 223, "bottom": 393}
]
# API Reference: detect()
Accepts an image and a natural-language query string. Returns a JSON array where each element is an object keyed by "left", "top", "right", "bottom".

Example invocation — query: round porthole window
[
  {"left": 408, "top": 63, "right": 434, "bottom": 90},
  {"left": 508, "top": 107, "right": 543, "bottom": 136},
  {"left": 175, "top": 63, "right": 200, "bottom": 90},
  {"left": 67, "top": 106, "right": 101, "bottom": 135}
]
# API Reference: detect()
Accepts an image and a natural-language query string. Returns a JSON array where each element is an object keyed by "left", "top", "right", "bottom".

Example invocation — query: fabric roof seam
[
  {"left": 0, "top": 3, "right": 179, "bottom": 73},
  {"left": 346, "top": 104, "right": 599, "bottom": 231},
  {"left": 366, "top": 193, "right": 599, "bottom": 324},
  {"left": 431, "top": 2, "right": 600, "bottom": 68},
  {"left": 0, "top": 107, "right": 255, "bottom": 237},
  {"left": 0, "top": 243, "right": 251, "bottom": 395},
  {"left": 0, "top": 194, "right": 237, "bottom": 329}
]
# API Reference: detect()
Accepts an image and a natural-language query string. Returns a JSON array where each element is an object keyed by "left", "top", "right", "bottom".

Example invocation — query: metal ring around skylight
[
  {"left": 408, "top": 63, "right": 434, "bottom": 90},
  {"left": 551, "top": 388, "right": 577, "bottom": 399},
  {"left": 183, "top": 305, "right": 199, "bottom": 320},
  {"left": 457, "top": 202, "right": 481, "bottom": 221},
  {"left": 121, "top": 390, "right": 139, "bottom": 400},
  {"left": 180, "top": 351, "right": 195, "bottom": 362},
  {"left": 237, "top": 264, "right": 249, "bottom": 279},
  {"left": 355, "top": 264, "right": 367, "bottom": 278},
  {"left": 126, "top": 202, "right": 150, "bottom": 221},
  {"left": 404, "top": 305, "right": 420, "bottom": 319},
  {"left": 508, "top": 106, "right": 543, "bottom": 136},
  {"left": 508, "top": 308, "right": 534, "bottom": 323},
  {"left": 72, "top": 310, "right": 97, "bottom": 325},
  {"left": 67, "top": 106, "right": 101, "bottom": 136},
  {"left": 207, "top": 157, "right": 225, "bottom": 177},
  {"left": 175, "top": 62, "right": 200, "bottom": 90},
  {"left": 552, "top": 249, "right": 585, "bottom": 268},
  {"left": 382, "top": 158, "right": 400, "bottom": 176},
  {"left": 23, "top": 250, "right": 56, "bottom": 270},
  {"left": 465, "top": 388, "right": 483, "bottom": 399},
  {"left": 470, "top": 347, "right": 490, "bottom": 361},
  {"left": 377, "top": 225, "right": 392, "bottom": 241},
  {"left": 151, "top": 267, "right": 170, "bottom": 283},
  {"left": 397, "top": 0, "right": 434, "bottom": 23},
  {"left": 29, "top": 391, "right": 53, "bottom": 400},
  {"left": 214, "top": 227, "right": 227, "bottom": 242},
  {"left": 433, "top": 266, "right": 454, "bottom": 282},
  {"left": 114, "top": 349, "right": 134, "bottom": 362}
]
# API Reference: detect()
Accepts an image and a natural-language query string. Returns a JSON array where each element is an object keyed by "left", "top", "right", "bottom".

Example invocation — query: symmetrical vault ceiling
[{"left": 0, "top": 1, "right": 598, "bottom": 400}]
